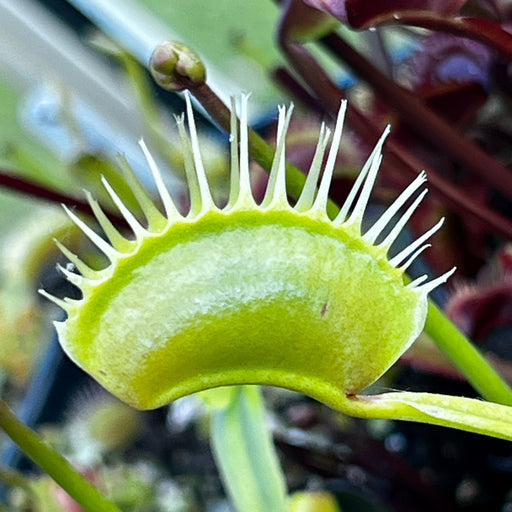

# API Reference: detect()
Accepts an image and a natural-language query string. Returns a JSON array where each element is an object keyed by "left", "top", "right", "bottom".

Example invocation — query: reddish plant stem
[
  {"left": 320, "top": 31, "right": 512, "bottom": 198},
  {"left": 193, "top": 83, "right": 233, "bottom": 134},
  {"left": 350, "top": 13, "right": 512, "bottom": 61},
  {"left": 0, "top": 170, "right": 125, "bottom": 226},
  {"left": 276, "top": 4, "right": 512, "bottom": 239}
]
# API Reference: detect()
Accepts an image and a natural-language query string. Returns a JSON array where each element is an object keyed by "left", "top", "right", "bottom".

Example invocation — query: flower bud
[{"left": 149, "top": 41, "right": 206, "bottom": 91}]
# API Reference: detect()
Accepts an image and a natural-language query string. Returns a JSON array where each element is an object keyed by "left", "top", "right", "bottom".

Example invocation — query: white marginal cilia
[{"left": 41, "top": 93, "right": 455, "bottom": 410}]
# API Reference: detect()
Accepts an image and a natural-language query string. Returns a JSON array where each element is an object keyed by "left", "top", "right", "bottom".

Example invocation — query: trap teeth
[{"left": 41, "top": 96, "right": 454, "bottom": 410}]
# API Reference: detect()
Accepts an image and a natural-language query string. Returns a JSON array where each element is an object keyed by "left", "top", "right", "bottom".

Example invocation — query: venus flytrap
[{"left": 38, "top": 91, "right": 512, "bottom": 443}]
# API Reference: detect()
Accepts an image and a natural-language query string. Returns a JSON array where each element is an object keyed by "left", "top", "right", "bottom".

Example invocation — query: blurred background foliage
[{"left": 1, "top": 0, "right": 512, "bottom": 511}]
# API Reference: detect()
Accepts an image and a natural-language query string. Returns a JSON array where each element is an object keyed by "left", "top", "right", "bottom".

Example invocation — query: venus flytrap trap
[
  {"left": 41, "top": 94, "right": 436, "bottom": 407},
  {"left": 37, "top": 90, "right": 512, "bottom": 445}
]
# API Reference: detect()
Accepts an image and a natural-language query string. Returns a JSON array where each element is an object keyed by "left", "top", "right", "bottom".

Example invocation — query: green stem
[
  {"left": 424, "top": 301, "right": 512, "bottom": 406},
  {"left": 210, "top": 386, "right": 287, "bottom": 512},
  {"left": 0, "top": 400, "right": 122, "bottom": 512},
  {"left": 341, "top": 391, "right": 512, "bottom": 441}
]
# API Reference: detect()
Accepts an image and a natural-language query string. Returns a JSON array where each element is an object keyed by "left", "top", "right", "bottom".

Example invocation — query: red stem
[
  {"left": 320, "top": 31, "right": 512, "bottom": 198},
  {"left": 0, "top": 171, "right": 125, "bottom": 226},
  {"left": 350, "top": 12, "right": 512, "bottom": 61}
]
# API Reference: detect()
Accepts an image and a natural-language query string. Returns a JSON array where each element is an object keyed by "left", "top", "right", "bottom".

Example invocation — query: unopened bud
[{"left": 149, "top": 41, "right": 206, "bottom": 91}]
